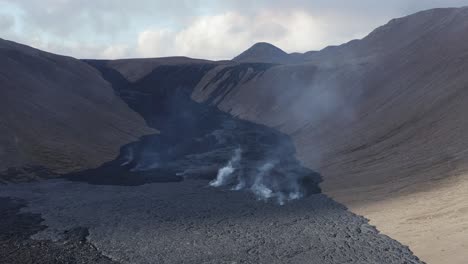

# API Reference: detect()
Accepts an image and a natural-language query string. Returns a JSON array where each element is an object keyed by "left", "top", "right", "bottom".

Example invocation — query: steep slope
[
  {"left": 233, "top": 42, "right": 303, "bottom": 64},
  {"left": 193, "top": 7, "right": 468, "bottom": 264},
  {"left": 0, "top": 39, "right": 154, "bottom": 180},
  {"left": 0, "top": 52, "right": 423, "bottom": 263}
]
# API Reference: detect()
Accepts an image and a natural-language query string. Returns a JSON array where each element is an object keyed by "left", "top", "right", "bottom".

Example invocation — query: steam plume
[
  {"left": 210, "top": 147, "right": 312, "bottom": 205},
  {"left": 120, "top": 147, "right": 134, "bottom": 166},
  {"left": 210, "top": 148, "right": 242, "bottom": 187}
]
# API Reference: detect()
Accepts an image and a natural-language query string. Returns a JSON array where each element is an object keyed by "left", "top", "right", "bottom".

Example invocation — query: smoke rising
[
  {"left": 249, "top": 160, "right": 307, "bottom": 205},
  {"left": 120, "top": 147, "right": 134, "bottom": 166},
  {"left": 251, "top": 161, "right": 276, "bottom": 200},
  {"left": 210, "top": 148, "right": 242, "bottom": 187},
  {"left": 209, "top": 145, "right": 316, "bottom": 205},
  {"left": 94, "top": 61, "right": 320, "bottom": 203}
]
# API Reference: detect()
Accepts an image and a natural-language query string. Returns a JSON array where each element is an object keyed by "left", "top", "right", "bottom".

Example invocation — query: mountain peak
[
  {"left": 249, "top": 42, "right": 286, "bottom": 52},
  {"left": 233, "top": 42, "right": 290, "bottom": 64}
]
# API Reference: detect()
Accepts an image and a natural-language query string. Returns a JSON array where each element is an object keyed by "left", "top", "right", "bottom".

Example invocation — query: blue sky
[{"left": 1, "top": 0, "right": 468, "bottom": 59}]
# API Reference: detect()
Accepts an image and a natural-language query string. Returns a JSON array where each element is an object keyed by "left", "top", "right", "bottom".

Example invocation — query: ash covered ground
[
  {"left": 0, "top": 112, "right": 422, "bottom": 264},
  {"left": 0, "top": 62, "right": 424, "bottom": 263},
  {"left": 0, "top": 179, "right": 421, "bottom": 264}
]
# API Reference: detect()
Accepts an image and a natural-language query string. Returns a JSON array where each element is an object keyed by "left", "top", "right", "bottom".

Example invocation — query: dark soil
[
  {"left": 0, "top": 197, "right": 116, "bottom": 264},
  {"left": 0, "top": 61, "right": 424, "bottom": 264}
]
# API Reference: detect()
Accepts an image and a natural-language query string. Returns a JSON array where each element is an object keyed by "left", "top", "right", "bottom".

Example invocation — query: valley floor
[
  {"left": 0, "top": 178, "right": 422, "bottom": 264},
  {"left": 0, "top": 116, "right": 423, "bottom": 264}
]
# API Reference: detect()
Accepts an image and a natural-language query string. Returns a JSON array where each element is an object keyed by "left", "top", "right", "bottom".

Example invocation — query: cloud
[
  {"left": 0, "top": 0, "right": 198, "bottom": 38},
  {"left": 2, "top": 0, "right": 468, "bottom": 59},
  {"left": 100, "top": 44, "right": 130, "bottom": 59},
  {"left": 137, "top": 12, "right": 258, "bottom": 59},
  {"left": 137, "top": 10, "right": 339, "bottom": 59},
  {"left": 0, "top": 14, "right": 14, "bottom": 32},
  {"left": 137, "top": 28, "right": 177, "bottom": 58},
  {"left": 20, "top": 36, "right": 130, "bottom": 59}
]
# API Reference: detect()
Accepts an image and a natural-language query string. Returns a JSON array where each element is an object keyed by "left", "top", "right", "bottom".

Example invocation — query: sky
[{"left": 1, "top": 0, "right": 468, "bottom": 60}]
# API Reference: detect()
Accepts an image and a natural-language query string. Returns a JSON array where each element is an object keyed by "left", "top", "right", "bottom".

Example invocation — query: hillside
[
  {"left": 0, "top": 38, "right": 154, "bottom": 180},
  {"left": 193, "top": 7, "right": 468, "bottom": 263},
  {"left": 1, "top": 6, "right": 468, "bottom": 264},
  {"left": 0, "top": 49, "right": 423, "bottom": 263},
  {"left": 233, "top": 42, "right": 304, "bottom": 64}
]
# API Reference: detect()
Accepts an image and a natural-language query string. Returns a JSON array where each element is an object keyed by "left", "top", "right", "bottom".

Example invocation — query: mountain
[
  {"left": 2, "top": 6, "right": 468, "bottom": 264},
  {"left": 0, "top": 38, "right": 154, "bottom": 179},
  {"left": 0, "top": 43, "right": 423, "bottom": 264},
  {"left": 233, "top": 42, "right": 304, "bottom": 64},
  {"left": 193, "top": 7, "right": 468, "bottom": 263}
]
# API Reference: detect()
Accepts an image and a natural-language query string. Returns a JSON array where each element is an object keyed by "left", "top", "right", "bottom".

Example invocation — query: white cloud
[
  {"left": 137, "top": 28, "right": 178, "bottom": 58},
  {"left": 137, "top": 10, "right": 334, "bottom": 60},
  {"left": 17, "top": 35, "right": 130, "bottom": 59},
  {"left": 0, "top": 13, "right": 14, "bottom": 32},
  {"left": 100, "top": 44, "right": 130, "bottom": 59},
  {"left": 3, "top": 0, "right": 468, "bottom": 59}
]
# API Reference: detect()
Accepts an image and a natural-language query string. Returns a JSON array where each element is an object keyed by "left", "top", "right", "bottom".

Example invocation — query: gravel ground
[
  {"left": 0, "top": 69, "right": 424, "bottom": 263},
  {"left": 0, "top": 179, "right": 423, "bottom": 264},
  {"left": 0, "top": 197, "right": 116, "bottom": 264},
  {"left": 0, "top": 109, "right": 424, "bottom": 264}
]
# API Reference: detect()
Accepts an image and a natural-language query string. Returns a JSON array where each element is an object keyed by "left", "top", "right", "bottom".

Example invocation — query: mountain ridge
[
  {"left": 1, "top": 6, "right": 468, "bottom": 263},
  {"left": 193, "top": 6, "right": 468, "bottom": 263}
]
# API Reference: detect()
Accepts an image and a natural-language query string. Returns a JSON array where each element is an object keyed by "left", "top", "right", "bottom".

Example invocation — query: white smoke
[
  {"left": 232, "top": 179, "right": 246, "bottom": 191},
  {"left": 210, "top": 149, "right": 308, "bottom": 205},
  {"left": 250, "top": 161, "right": 304, "bottom": 205},
  {"left": 251, "top": 162, "right": 276, "bottom": 200},
  {"left": 120, "top": 147, "right": 134, "bottom": 166},
  {"left": 209, "top": 148, "right": 242, "bottom": 187}
]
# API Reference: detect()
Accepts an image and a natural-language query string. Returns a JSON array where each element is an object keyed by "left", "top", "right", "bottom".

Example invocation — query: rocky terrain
[
  {"left": 1, "top": 5, "right": 468, "bottom": 264},
  {"left": 193, "top": 7, "right": 468, "bottom": 263},
  {"left": 0, "top": 197, "right": 116, "bottom": 264},
  {"left": 1, "top": 40, "right": 425, "bottom": 263},
  {"left": 0, "top": 57, "right": 422, "bottom": 263},
  {"left": 0, "top": 180, "right": 422, "bottom": 264}
]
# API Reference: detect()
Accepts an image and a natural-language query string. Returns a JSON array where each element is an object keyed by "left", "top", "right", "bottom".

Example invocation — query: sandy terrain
[{"left": 326, "top": 170, "right": 468, "bottom": 264}]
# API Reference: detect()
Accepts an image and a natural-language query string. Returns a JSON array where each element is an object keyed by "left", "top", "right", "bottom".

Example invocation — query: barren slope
[
  {"left": 192, "top": 7, "right": 468, "bottom": 263},
  {"left": 0, "top": 52, "right": 425, "bottom": 263},
  {"left": 233, "top": 42, "right": 304, "bottom": 64},
  {"left": 0, "top": 39, "right": 154, "bottom": 179}
]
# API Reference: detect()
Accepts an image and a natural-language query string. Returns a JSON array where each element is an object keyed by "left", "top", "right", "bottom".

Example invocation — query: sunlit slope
[{"left": 192, "top": 7, "right": 468, "bottom": 263}]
